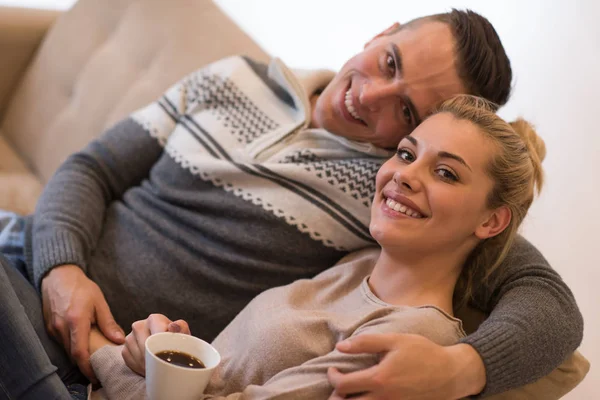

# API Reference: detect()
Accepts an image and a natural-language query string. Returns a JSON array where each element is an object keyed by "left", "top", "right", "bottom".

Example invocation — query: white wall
[
  {"left": 213, "top": 0, "right": 599, "bottom": 397},
  {"left": 2, "top": 0, "right": 598, "bottom": 396}
]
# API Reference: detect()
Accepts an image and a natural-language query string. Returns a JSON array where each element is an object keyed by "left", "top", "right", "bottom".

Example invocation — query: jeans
[
  {"left": 0, "top": 212, "right": 87, "bottom": 399},
  {"left": 0, "top": 211, "right": 27, "bottom": 278},
  {"left": 0, "top": 254, "right": 73, "bottom": 399}
]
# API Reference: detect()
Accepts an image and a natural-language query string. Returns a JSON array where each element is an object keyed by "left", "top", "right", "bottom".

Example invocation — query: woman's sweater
[{"left": 90, "top": 247, "right": 465, "bottom": 399}]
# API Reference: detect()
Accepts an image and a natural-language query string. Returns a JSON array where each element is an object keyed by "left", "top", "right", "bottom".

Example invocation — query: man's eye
[
  {"left": 396, "top": 148, "right": 415, "bottom": 162},
  {"left": 386, "top": 54, "right": 396, "bottom": 76},
  {"left": 402, "top": 104, "right": 412, "bottom": 124},
  {"left": 436, "top": 168, "right": 458, "bottom": 182}
]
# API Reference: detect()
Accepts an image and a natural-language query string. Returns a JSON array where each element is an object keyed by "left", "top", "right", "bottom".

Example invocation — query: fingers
[
  {"left": 327, "top": 366, "right": 379, "bottom": 396},
  {"left": 147, "top": 314, "right": 174, "bottom": 335},
  {"left": 329, "top": 391, "right": 374, "bottom": 400},
  {"left": 69, "top": 318, "right": 96, "bottom": 382},
  {"left": 95, "top": 296, "right": 125, "bottom": 344},
  {"left": 336, "top": 333, "right": 399, "bottom": 354},
  {"left": 122, "top": 338, "right": 145, "bottom": 376},
  {"left": 131, "top": 319, "right": 152, "bottom": 361},
  {"left": 52, "top": 316, "right": 72, "bottom": 357},
  {"left": 170, "top": 319, "right": 191, "bottom": 335}
]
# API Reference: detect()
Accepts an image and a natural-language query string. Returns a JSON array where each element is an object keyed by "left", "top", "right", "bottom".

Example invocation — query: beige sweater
[{"left": 90, "top": 248, "right": 465, "bottom": 399}]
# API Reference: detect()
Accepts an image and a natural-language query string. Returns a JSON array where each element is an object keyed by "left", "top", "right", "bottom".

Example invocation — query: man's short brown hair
[{"left": 405, "top": 9, "right": 513, "bottom": 108}]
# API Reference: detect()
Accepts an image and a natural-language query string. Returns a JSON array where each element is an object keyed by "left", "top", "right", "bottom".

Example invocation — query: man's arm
[
  {"left": 32, "top": 71, "right": 190, "bottom": 380},
  {"left": 331, "top": 235, "right": 583, "bottom": 398},
  {"left": 462, "top": 235, "right": 583, "bottom": 396}
]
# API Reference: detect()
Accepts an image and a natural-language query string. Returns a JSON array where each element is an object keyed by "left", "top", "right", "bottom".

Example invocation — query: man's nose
[{"left": 359, "top": 79, "right": 403, "bottom": 111}]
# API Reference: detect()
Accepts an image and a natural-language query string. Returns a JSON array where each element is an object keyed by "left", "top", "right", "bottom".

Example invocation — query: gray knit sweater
[{"left": 25, "top": 56, "right": 583, "bottom": 396}]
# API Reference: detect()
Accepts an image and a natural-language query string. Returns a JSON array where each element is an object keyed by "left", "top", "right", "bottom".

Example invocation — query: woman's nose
[{"left": 392, "top": 167, "right": 422, "bottom": 192}]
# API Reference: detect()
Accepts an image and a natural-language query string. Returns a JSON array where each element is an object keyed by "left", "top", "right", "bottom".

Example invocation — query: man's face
[{"left": 312, "top": 21, "right": 466, "bottom": 149}]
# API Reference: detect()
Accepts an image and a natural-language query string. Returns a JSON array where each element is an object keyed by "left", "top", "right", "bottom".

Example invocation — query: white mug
[{"left": 145, "top": 332, "right": 221, "bottom": 400}]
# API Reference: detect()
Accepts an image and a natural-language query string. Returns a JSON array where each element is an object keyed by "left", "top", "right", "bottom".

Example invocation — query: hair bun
[{"left": 509, "top": 118, "right": 546, "bottom": 193}]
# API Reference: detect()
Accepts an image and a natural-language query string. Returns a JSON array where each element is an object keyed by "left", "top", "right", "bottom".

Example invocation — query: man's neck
[{"left": 368, "top": 246, "right": 468, "bottom": 315}]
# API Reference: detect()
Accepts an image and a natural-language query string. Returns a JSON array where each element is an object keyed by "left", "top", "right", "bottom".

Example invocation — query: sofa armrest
[{"left": 0, "top": 6, "right": 61, "bottom": 122}]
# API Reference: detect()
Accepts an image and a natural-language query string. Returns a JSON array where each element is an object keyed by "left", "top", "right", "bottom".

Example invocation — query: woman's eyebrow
[
  {"left": 438, "top": 151, "right": 472, "bottom": 171},
  {"left": 402, "top": 136, "right": 472, "bottom": 171}
]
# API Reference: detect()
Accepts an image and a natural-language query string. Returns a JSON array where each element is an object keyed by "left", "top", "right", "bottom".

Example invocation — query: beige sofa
[
  {"left": 0, "top": 0, "right": 589, "bottom": 398},
  {"left": 0, "top": 0, "right": 269, "bottom": 215}
]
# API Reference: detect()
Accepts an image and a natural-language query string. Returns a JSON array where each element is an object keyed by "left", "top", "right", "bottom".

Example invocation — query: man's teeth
[
  {"left": 345, "top": 89, "right": 363, "bottom": 122},
  {"left": 385, "top": 198, "right": 424, "bottom": 218}
]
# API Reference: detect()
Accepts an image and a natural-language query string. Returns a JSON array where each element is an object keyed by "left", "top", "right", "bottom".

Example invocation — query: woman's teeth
[
  {"left": 385, "top": 198, "right": 424, "bottom": 218},
  {"left": 345, "top": 89, "right": 363, "bottom": 122}
]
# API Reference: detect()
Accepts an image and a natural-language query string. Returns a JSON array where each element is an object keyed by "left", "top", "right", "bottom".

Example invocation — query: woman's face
[{"left": 370, "top": 112, "right": 500, "bottom": 255}]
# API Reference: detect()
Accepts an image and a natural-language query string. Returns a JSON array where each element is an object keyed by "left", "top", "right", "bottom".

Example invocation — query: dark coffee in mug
[{"left": 155, "top": 350, "right": 206, "bottom": 369}]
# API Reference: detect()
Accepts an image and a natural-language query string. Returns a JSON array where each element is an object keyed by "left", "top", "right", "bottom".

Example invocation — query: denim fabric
[
  {"left": 0, "top": 254, "right": 87, "bottom": 400},
  {"left": 0, "top": 211, "right": 27, "bottom": 277}
]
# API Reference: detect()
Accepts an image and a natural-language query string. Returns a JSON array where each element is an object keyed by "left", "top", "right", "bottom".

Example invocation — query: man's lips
[{"left": 339, "top": 82, "right": 366, "bottom": 126}]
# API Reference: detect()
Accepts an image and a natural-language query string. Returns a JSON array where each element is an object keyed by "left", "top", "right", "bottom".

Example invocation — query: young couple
[{"left": 0, "top": 8, "right": 580, "bottom": 400}]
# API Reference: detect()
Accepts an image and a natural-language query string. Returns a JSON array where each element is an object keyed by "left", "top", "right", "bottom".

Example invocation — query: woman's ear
[
  {"left": 364, "top": 22, "right": 401, "bottom": 49},
  {"left": 475, "top": 206, "right": 512, "bottom": 240}
]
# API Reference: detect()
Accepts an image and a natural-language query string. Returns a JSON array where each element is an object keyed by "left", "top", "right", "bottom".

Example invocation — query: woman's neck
[{"left": 368, "top": 246, "right": 469, "bottom": 315}]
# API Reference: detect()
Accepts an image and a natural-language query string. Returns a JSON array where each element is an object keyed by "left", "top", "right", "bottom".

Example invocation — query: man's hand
[
  {"left": 41, "top": 264, "right": 125, "bottom": 382},
  {"left": 327, "top": 333, "right": 486, "bottom": 400},
  {"left": 123, "top": 313, "right": 191, "bottom": 377}
]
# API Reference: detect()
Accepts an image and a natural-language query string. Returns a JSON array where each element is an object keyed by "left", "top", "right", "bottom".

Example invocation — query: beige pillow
[{"left": 485, "top": 351, "right": 590, "bottom": 399}]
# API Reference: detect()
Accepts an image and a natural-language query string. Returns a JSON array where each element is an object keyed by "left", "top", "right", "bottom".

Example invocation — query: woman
[
  {"left": 87, "top": 94, "right": 546, "bottom": 399},
  {"left": 0, "top": 95, "right": 546, "bottom": 399}
]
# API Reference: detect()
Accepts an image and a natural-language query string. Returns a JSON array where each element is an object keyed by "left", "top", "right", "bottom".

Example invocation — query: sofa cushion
[
  {"left": 0, "top": 0, "right": 269, "bottom": 183},
  {"left": 0, "top": 134, "right": 42, "bottom": 214}
]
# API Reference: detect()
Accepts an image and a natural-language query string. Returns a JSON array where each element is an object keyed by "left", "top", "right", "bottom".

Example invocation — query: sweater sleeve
[
  {"left": 90, "top": 345, "right": 146, "bottom": 400},
  {"left": 29, "top": 73, "right": 189, "bottom": 290},
  {"left": 461, "top": 235, "right": 584, "bottom": 397},
  {"left": 90, "top": 308, "right": 461, "bottom": 400}
]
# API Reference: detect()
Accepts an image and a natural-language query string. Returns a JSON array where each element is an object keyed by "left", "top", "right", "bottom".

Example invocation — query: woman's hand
[
  {"left": 122, "top": 314, "right": 191, "bottom": 377},
  {"left": 89, "top": 326, "right": 116, "bottom": 355}
]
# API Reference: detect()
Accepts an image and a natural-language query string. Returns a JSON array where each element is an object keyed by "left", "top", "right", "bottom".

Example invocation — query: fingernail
[
  {"left": 169, "top": 323, "right": 182, "bottom": 333},
  {"left": 114, "top": 331, "right": 125, "bottom": 340}
]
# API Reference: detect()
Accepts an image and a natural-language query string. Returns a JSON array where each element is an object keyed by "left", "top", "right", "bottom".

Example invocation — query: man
[{"left": 0, "top": 8, "right": 581, "bottom": 399}]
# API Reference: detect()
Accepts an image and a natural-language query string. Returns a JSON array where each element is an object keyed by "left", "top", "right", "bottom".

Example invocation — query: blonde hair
[{"left": 433, "top": 95, "right": 546, "bottom": 306}]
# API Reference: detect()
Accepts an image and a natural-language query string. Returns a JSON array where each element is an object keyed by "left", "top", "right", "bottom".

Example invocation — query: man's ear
[
  {"left": 474, "top": 206, "right": 512, "bottom": 240},
  {"left": 364, "top": 22, "right": 401, "bottom": 49}
]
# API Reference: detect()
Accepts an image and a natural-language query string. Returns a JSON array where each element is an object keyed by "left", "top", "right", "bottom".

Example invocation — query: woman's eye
[
  {"left": 436, "top": 168, "right": 458, "bottom": 182},
  {"left": 386, "top": 54, "right": 396, "bottom": 76},
  {"left": 396, "top": 148, "right": 415, "bottom": 162}
]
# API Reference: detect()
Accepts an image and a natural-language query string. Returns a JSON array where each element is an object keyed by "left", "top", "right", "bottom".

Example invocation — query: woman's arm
[
  {"left": 91, "top": 309, "right": 462, "bottom": 400},
  {"left": 91, "top": 336, "right": 381, "bottom": 400}
]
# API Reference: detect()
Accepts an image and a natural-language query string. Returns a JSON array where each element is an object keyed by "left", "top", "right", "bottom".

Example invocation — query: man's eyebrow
[
  {"left": 391, "top": 43, "right": 422, "bottom": 127},
  {"left": 438, "top": 151, "right": 472, "bottom": 171}
]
